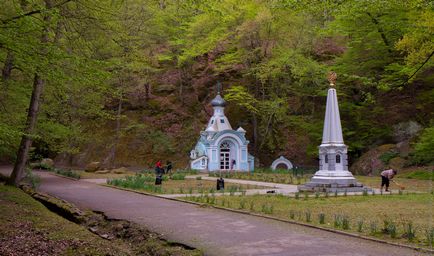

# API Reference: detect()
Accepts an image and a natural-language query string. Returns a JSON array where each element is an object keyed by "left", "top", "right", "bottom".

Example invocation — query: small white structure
[
  {"left": 190, "top": 83, "right": 254, "bottom": 172},
  {"left": 300, "top": 73, "right": 368, "bottom": 192},
  {"left": 271, "top": 156, "right": 293, "bottom": 170}
]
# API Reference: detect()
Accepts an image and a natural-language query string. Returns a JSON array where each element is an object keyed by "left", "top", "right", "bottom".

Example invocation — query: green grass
[
  {"left": 399, "top": 170, "right": 433, "bottom": 180},
  {"left": 108, "top": 174, "right": 263, "bottom": 194},
  {"left": 184, "top": 193, "right": 434, "bottom": 247},
  {"left": 355, "top": 175, "right": 433, "bottom": 193}
]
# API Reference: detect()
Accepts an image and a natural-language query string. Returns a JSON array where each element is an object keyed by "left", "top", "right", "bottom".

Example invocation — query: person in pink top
[{"left": 380, "top": 169, "right": 397, "bottom": 192}]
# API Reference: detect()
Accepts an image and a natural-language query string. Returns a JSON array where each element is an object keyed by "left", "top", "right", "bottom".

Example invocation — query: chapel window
[{"left": 336, "top": 154, "right": 341, "bottom": 164}]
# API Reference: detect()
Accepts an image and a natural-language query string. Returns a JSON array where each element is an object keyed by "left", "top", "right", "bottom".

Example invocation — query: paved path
[
  {"left": 34, "top": 172, "right": 427, "bottom": 255},
  {"left": 0, "top": 167, "right": 425, "bottom": 255}
]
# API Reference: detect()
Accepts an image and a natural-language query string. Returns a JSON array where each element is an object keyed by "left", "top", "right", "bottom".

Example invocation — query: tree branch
[
  {"left": 1, "top": 0, "right": 74, "bottom": 24},
  {"left": 405, "top": 50, "right": 434, "bottom": 84}
]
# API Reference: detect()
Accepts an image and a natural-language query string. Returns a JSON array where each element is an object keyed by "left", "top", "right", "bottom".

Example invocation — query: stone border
[{"left": 103, "top": 184, "right": 434, "bottom": 254}]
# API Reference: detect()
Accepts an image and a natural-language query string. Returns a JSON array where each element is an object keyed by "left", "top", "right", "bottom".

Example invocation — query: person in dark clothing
[{"left": 166, "top": 161, "right": 173, "bottom": 175}]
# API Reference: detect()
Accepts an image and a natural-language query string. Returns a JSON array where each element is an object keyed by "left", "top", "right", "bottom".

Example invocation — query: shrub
[
  {"left": 379, "top": 151, "right": 399, "bottom": 165},
  {"left": 261, "top": 203, "right": 273, "bottom": 214},
  {"left": 239, "top": 200, "right": 246, "bottom": 209},
  {"left": 249, "top": 201, "right": 254, "bottom": 211},
  {"left": 196, "top": 176, "right": 202, "bottom": 180},
  {"left": 403, "top": 222, "right": 416, "bottom": 241},
  {"left": 318, "top": 213, "right": 325, "bottom": 224},
  {"left": 425, "top": 228, "right": 434, "bottom": 246},
  {"left": 54, "top": 168, "right": 80, "bottom": 179},
  {"left": 334, "top": 215, "right": 342, "bottom": 228},
  {"left": 362, "top": 189, "right": 368, "bottom": 196},
  {"left": 289, "top": 210, "right": 295, "bottom": 220},
  {"left": 315, "top": 192, "right": 320, "bottom": 199},
  {"left": 342, "top": 216, "right": 350, "bottom": 230},
  {"left": 370, "top": 221, "right": 378, "bottom": 235},
  {"left": 171, "top": 173, "right": 185, "bottom": 180},
  {"left": 305, "top": 211, "right": 312, "bottom": 222},
  {"left": 295, "top": 192, "right": 300, "bottom": 200},
  {"left": 357, "top": 220, "right": 364, "bottom": 232},
  {"left": 32, "top": 162, "right": 53, "bottom": 171},
  {"left": 24, "top": 168, "right": 41, "bottom": 189},
  {"left": 383, "top": 219, "right": 397, "bottom": 238},
  {"left": 412, "top": 127, "right": 434, "bottom": 165}
]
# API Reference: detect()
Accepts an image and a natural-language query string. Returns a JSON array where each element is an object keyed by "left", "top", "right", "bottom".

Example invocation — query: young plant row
[
  {"left": 208, "top": 171, "right": 309, "bottom": 184},
  {"left": 188, "top": 194, "right": 433, "bottom": 246}
]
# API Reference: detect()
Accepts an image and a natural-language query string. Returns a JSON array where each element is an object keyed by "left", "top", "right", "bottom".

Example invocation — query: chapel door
[{"left": 220, "top": 142, "right": 231, "bottom": 170}]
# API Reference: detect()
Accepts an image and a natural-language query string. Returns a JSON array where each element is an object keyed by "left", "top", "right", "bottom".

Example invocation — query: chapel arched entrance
[{"left": 219, "top": 141, "right": 231, "bottom": 170}]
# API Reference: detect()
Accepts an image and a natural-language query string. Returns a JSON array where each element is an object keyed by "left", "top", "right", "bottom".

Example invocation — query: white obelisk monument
[{"left": 300, "top": 72, "right": 368, "bottom": 192}]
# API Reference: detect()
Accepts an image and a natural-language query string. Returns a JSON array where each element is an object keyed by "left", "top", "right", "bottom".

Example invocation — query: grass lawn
[
  {"left": 0, "top": 184, "right": 131, "bottom": 255},
  {"left": 356, "top": 175, "right": 433, "bottom": 193},
  {"left": 184, "top": 192, "right": 434, "bottom": 248}
]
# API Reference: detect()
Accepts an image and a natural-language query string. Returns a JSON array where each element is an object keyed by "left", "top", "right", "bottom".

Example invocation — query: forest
[{"left": 0, "top": 0, "right": 433, "bottom": 179}]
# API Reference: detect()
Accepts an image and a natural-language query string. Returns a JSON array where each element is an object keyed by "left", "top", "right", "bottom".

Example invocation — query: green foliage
[
  {"left": 404, "top": 222, "right": 416, "bottom": 242},
  {"left": 108, "top": 174, "right": 165, "bottom": 193},
  {"left": 318, "top": 213, "right": 325, "bottom": 224},
  {"left": 170, "top": 173, "right": 185, "bottom": 180},
  {"left": 412, "top": 126, "right": 434, "bottom": 164},
  {"left": 54, "top": 169, "right": 80, "bottom": 180},
  {"left": 379, "top": 151, "right": 399, "bottom": 165},
  {"left": 24, "top": 169, "right": 41, "bottom": 189},
  {"left": 1, "top": 0, "right": 433, "bottom": 171},
  {"left": 400, "top": 170, "right": 433, "bottom": 180}
]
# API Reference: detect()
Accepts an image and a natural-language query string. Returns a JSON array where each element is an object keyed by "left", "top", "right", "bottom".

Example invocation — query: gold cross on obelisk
[{"left": 327, "top": 72, "right": 337, "bottom": 88}]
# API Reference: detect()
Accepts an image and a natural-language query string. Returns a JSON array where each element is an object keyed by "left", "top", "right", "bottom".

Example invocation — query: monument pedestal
[{"left": 299, "top": 171, "right": 371, "bottom": 193}]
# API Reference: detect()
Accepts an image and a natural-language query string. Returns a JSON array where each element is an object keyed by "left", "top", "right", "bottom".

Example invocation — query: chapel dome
[{"left": 211, "top": 94, "right": 226, "bottom": 107}]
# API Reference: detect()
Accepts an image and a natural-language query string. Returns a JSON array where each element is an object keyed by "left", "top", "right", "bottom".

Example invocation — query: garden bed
[{"left": 107, "top": 174, "right": 266, "bottom": 194}]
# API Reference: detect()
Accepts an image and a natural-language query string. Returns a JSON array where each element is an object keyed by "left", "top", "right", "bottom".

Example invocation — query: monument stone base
[{"left": 298, "top": 171, "right": 372, "bottom": 193}]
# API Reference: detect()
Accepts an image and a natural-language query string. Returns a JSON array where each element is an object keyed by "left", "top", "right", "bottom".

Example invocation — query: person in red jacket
[
  {"left": 380, "top": 169, "right": 397, "bottom": 192},
  {"left": 155, "top": 160, "right": 163, "bottom": 175}
]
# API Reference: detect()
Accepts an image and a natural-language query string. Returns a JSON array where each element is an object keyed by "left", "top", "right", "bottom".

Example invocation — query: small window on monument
[
  {"left": 325, "top": 155, "right": 328, "bottom": 163},
  {"left": 211, "top": 120, "right": 214, "bottom": 124},
  {"left": 336, "top": 155, "right": 341, "bottom": 164},
  {"left": 220, "top": 119, "right": 225, "bottom": 123}
]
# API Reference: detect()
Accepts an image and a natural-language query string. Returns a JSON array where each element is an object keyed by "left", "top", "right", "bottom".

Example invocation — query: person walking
[{"left": 380, "top": 169, "right": 397, "bottom": 192}]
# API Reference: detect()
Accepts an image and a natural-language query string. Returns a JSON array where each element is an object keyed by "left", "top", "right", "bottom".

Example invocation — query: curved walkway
[{"left": 22, "top": 171, "right": 424, "bottom": 256}]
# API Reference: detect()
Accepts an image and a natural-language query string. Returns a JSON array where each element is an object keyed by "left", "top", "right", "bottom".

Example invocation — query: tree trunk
[
  {"left": 2, "top": 51, "right": 14, "bottom": 81},
  {"left": 103, "top": 94, "right": 122, "bottom": 169},
  {"left": 7, "top": 0, "right": 52, "bottom": 186},
  {"left": 8, "top": 74, "right": 45, "bottom": 185}
]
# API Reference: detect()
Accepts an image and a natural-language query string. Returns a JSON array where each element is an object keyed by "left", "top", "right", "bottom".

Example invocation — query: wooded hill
[{"left": 1, "top": 0, "right": 433, "bottom": 171}]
